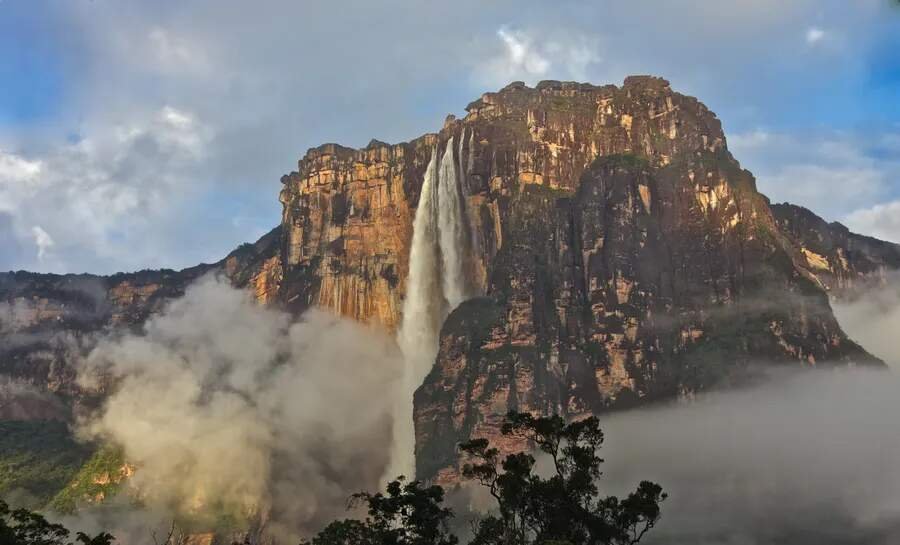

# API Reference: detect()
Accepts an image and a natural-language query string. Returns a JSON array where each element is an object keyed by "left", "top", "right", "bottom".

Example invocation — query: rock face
[
  {"left": 277, "top": 141, "right": 428, "bottom": 330},
  {"left": 771, "top": 203, "right": 900, "bottom": 296},
  {"left": 1, "top": 76, "right": 899, "bottom": 488}
]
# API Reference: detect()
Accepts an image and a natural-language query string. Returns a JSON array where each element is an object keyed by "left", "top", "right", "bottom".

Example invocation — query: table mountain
[{"left": 1, "top": 77, "right": 897, "bottom": 487}]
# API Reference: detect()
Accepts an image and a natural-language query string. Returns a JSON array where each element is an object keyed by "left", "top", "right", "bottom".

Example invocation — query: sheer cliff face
[
  {"left": 276, "top": 76, "right": 728, "bottom": 329},
  {"left": 277, "top": 141, "right": 426, "bottom": 330},
  {"left": 413, "top": 155, "right": 880, "bottom": 483}
]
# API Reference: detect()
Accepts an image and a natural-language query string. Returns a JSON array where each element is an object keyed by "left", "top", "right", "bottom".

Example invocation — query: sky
[{"left": 0, "top": 0, "right": 898, "bottom": 274}]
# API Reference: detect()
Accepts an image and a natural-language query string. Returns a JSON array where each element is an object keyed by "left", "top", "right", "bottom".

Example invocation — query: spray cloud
[{"left": 76, "top": 275, "right": 402, "bottom": 540}]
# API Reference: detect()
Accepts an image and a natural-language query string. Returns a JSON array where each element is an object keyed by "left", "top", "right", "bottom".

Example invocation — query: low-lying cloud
[
  {"left": 75, "top": 275, "right": 403, "bottom": 540},
  {"left": 596, "top": 368, "right": 900, "bottom": 545},
  {"left": 832, "top": 272, "right": 900, "bottom": 366},
  {"left": 448, "top": 279, "right": 900, "bottom": 545}
]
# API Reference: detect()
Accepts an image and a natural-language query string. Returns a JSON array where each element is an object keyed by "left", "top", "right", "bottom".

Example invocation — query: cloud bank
[
  {"left": 0, "top": 106, "right": 213, "bottom": 272},
  {"left": 832, "top": 272, "right": 900, "bottom": 365},
  {"left": 596, "top": 368, "right": 900, "bottom": 545},
  {"left": 844, "top": 201, "right": 900, "bottom": 245}
]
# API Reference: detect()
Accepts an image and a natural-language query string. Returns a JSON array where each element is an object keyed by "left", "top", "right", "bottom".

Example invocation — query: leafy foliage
[
  {"left": 49, "top": 446, "right": 126, "bottom": 514},
  {"left": 459, "top": 412, "right": 665, "bottom": 545},
  {"left": 0, "top": 499, "right": 114, "bottom": 545},
  {"left": 302, "top": 478, "right": 457, "bottom": 545},
  {"left": 305, "top": 412, "right": 664, "bottom": 545}
]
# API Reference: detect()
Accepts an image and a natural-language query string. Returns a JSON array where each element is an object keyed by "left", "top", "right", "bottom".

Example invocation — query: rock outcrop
[{"left": 771, "top": 203, "right": 900, "bottom": 296}]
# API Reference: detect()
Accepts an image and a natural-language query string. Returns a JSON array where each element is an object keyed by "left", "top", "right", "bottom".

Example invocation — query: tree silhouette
[
  {"left": 303, "top": 478, "right": 457, "bottom": 545},
  {"left": 0, "top": 499, "right": 114, "bottom": 545},
  {"left": 459, "top": 412, "right": 665, "bottom": 545},
  {"left": 304, "top": 412, "right": 664, "bottom": 545}
]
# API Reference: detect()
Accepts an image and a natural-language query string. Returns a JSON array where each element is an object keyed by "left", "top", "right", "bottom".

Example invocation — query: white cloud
[
  {"left": 474, "top": 26, "right": 601, "bottom": 87},
  {"left": 728, "top": 128, "right": 771, "bottom": 149},
  {"left": 0, "top": 106, "right": 212, "bottom": 272},
  {"left": 730, "top": 129, "right": 899, "bottom": 221},
  {"left": 806, "top": 26, "right": 826, "bottom": 45},
  {"left": 160, "top": 106, "right": 193, "bottom": 130},
  {"left": 496, "top": 26, "right": 550, "bottom": 78},
  {"left": 844, "top": 200, "right": 900, "bottom": 244},
  {"left": 0, "top": 153, "right": 41, "bottom": 185},
  {"left": 146, "top": 27, "right": 212, "bottom": 75},
  {"left": 31, "top": 226, "right": 54, "bottom": 260},
  {"left": 761, "top": 163, "right": 885, "bottom": 214}
]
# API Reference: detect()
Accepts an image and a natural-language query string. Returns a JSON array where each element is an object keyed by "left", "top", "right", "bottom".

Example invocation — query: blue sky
[{"left": 0, "top": 0, "right": 898, "bottom": 273}]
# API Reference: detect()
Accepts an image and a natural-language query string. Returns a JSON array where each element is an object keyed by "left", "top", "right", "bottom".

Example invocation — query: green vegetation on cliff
[
  {"left": 0, "top": 421, "right": 126, "bottom": 515},
  {"left": 49, "top": 445, "right": 126, "bottom": 514},
  {"left": 0, "top": 421, "right": 93, "bottom": 509}
]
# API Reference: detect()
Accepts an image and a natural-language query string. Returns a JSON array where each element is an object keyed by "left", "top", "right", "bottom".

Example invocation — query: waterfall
[
  {"left": 437, "top": 140, "right": 469, "bottom": 308},
  {"left": 383, "top": 136, "right": 473, "bottom": 482}
]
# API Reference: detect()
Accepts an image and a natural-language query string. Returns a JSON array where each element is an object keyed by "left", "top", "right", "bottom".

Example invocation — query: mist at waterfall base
[
  {"left": 832, "top": 272, "right": 900, "bottom": 365},
  {"left": 73, "top": 275, "right": 402, "bottom": 541}
]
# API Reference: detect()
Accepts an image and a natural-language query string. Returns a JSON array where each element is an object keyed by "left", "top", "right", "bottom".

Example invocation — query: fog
[
  {"left": 74, "top": 275, "right": 403, "bottom": 540},
  {"left": 0, "top": 377, "right": 68, "bottom": 420},
  {"left": 596, "top": 368, "right": 900, "bottom": 545},
  {"left": 833, "top": 273, "right": 900, "bottom": 366}
]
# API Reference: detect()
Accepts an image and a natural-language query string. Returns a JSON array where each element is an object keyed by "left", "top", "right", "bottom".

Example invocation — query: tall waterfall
[
  {"left": 437, "top": 141, "right": 469, "bottom": 309},
  {"left": 384, "top": 136, "right": 473, "bottom": 481}
]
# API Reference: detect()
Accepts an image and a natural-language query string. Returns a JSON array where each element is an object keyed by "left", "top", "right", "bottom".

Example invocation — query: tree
[
  {"left": 0, "top": 499, "right": 114, "bottom": 545},
  {"left": 304, "top": 412, "right": 665, "bottom": 545},
  {"left": 303, "top": 478, "right": 457, "bottom": 545},
  {"left": 459, "top": 412, "right": 666, "bottom": 545}
]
